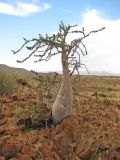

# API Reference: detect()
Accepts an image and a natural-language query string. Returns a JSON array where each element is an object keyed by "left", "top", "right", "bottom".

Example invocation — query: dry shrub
[{"left": 0, "top": 72, "right": 16, "bottom": 96}]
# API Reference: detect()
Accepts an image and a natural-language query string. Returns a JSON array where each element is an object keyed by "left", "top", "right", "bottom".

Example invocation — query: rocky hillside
[{"left": 0, "top": 64, "right": 34, "bottom": 77}]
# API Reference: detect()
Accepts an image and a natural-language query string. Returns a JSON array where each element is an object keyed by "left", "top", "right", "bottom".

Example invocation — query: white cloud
[
  {"left": 12, "top": 9, "right": 120, "bottom": 73},
  {"left": 52, "top": 9, "right": 120, "bottom": 74},
  {"left": 77, "top": 9, "right": 120, "bottom": 74},
  {"left": 0, "top": 1, "right": 52, "bottom": 17},
  {"left": 1, "top": 8, "right": 120, "bottom": 74}
]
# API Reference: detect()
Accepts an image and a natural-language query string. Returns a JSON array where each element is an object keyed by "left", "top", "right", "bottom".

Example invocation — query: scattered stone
[
  {"left": 0, "top": 143, "right": 22, "bottom": 159},
  {"left": 0, "top": 119, "right": 7, "bottom": 126},
  {"left": 79, "top": 148, "right": 96, "bottom": 160},
  {"left": 0, "top": 126, "right": 5, "bottom": 135},
  {"left": 0, "top": 114, "right": 4, "bottom": 119},
  {"left": 17, "top": 154, "right": 32, "bottom": 160},
  {"left": 7, "top": 126, "right": 20, "bottom": 136},
  {"left": 16, "top": 115, "right": 32, "bottom": 129},
  {"left": 9, "top": 158, "right": 18, "bottom": 160},
  {"left": 0, "top": 157, "right": 5, "bottom": 160},
  {"left": 116, "top": 146, "right": 120, "bottom": 153},
  {"left": 12, "top": 95, "right": 19, "bottom": 101},
  {"left": 0, "top": 135, "right": 10, "bottom": 148},
  {"left": 2, "top": 111, "right": 13, "bottom": 117}
]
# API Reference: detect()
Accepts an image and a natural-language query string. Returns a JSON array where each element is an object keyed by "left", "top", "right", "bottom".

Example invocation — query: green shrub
[
  {"left": 33, "top": 102, "right": 46, "bottom": 110},
  {"left": 14, "top": 102, "right": 47, "bottom": 118},
  {"left": 108, "top": 87, "right": 113, "bottom": 92},
  {"left": 98, "top": 93, "right": 106, "bottom": 98},
  {"left": 0, "top": 72, "right": 17, "bottom": 96},
  {"left": 14, "top": 102, "right": 48, "bottom": 130}
]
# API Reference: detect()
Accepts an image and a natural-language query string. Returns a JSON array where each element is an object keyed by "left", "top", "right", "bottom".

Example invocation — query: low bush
[{"left": 0, "top": 72, "right": 17, "bottom": 96}]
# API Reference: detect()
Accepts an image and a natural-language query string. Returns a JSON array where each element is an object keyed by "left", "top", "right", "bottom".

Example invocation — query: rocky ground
[{"left": 0, "top": 76, "right": 120, "bottom": 160}]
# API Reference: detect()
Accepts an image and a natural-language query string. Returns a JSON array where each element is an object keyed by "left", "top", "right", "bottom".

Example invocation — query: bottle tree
[{"left": 12, "top": 22, "right": 105, "bottom": 124}]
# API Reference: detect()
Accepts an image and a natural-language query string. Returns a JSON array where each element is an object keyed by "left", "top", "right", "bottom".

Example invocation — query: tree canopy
[{"left": 12, "top": 21, "right": 105, "bottom": 76}]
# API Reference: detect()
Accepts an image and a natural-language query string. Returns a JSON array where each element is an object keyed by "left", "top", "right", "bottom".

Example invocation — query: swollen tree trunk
[
  {"left": 13, "top": 21, "right": 105, "bottom": 124},
  {"left": 52, "top": 52, "right": 73, "bottom": 124}
]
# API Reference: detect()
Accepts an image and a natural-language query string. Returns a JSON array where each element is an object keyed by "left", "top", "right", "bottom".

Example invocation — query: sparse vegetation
[
  {"left": 0, "top": 22, "right": 119, "bottom": 160},
  {"left": 0, "top": 72, "right": 17, "bottom": 96},
  {"left": 0, "top": 74, "right": 120, "bottom": 159},
  {"left": 12, "top": 21, "right": 105, "bottom": 124}
]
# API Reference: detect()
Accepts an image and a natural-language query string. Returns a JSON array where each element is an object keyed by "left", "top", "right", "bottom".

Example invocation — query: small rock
[
  {"left": 7, "top": 126, "right": 20, "bottom": 136},
  {"left": 6, "top": 99, "right": 13, "bottom": 103},
  {"left": 0, "top": 143, "right": 21, "bottom": 159},
  {"left": 0, "top": 114, "right": 4, "bottom": 119},
  {"left": 0, "top": 135, "right": 10, "bottom": 147},
  {"left": 2, "top": 111, "right": 13, "bottom": 117},
  {"left": 113, "top": 155, "right": 120, "bottom": 160},
  {"left": 17, "top": 115, "right": 32, "bottom": 129},
  {"left": 12, "top": 95, "right": 19, "bottom": 101},
  {"left": 0, "top": 126, "right": 5, "bottom": 134},
  {"left": 0, "top": 157, "right": 5, "bottom": 160},
  {"left": 0, "top": 119, "right": 7, "bottom": 126},
  {"left": 80, "top": 148, "right": 95, "bottom": 160},
  {"left": 116, "top": 146, "right": 120, "bottom": 153},
  {"left": 17, "top": 154, "right": 32, "bottom": 160}
]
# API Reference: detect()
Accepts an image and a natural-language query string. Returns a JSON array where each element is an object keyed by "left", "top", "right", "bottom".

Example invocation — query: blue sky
[{"left": 0, "top": 0, "right": 120, "bottom": 73}]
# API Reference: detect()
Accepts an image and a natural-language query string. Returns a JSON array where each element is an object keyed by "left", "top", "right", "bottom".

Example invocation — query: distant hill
[
  {"left": 0, "top": 64, "right": 34, "bottom": 77},
  {"left": 0, "top": 64, "right": 120, "bottom": 77},
  {"left": 80, "top": 71, "right": 120, "bottom": 76}
]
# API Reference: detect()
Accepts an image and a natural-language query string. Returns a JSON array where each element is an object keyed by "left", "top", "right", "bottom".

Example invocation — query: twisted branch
[{"left": 12, "top": 21, "right": 105, "bottom": 75}]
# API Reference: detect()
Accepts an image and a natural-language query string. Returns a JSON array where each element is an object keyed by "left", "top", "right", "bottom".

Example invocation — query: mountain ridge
[
  {"left": 0, "top": 64, "right": 34, "bottom": 77},
  {"left": 0, "top": 64, "right": 120, "bottom": 77}
]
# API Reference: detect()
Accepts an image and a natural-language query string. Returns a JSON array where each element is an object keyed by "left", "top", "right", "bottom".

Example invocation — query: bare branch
[
  {"left": 12, "top": 22, "right": 105, "bottom": 77},
  {"left": 11, "top": 38, "right": 32, "bottom": 54},
  {"left": 17, "top": 44, "right": 40, "bottom": 63},
  {"left": 80, "top": 63, "right": 89, "bottom": 74}
]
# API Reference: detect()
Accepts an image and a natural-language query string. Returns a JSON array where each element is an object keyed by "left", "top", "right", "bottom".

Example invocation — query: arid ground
[{"left": 0, "top": 73, "right": 120, "bottom": 160}]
